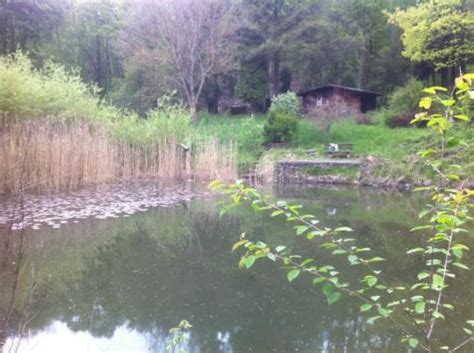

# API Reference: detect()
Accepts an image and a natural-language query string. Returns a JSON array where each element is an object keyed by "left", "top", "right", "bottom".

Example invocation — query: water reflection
[{"left": 0, "top": 184, "right": 472, "bottom": 352}]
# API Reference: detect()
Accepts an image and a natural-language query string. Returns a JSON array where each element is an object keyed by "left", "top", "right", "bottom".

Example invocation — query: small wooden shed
[{"left": 298, "top": 84, "right": 380, "bottom": 114}]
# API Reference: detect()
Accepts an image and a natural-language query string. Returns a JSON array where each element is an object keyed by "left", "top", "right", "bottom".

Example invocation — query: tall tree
[
  {"left": 125, "top": 0, "right": 235, "bottom": 123},
  {"left": 71, "top": 0, "right": 122, "bottom": 93},
  {"left": 0, "top": 0, "right": 64, "bottom": 57},
  {"left": 389, "top": 0, "right": 474, "bottom": 85},
  {"left": 237, "top": 0, "right": 309, "bottom": 97}
]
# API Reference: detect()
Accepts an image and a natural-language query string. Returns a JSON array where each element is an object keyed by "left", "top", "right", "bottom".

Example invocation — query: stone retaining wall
[{"left": 274, "top": 159, "right": 361, "bottom": 184}]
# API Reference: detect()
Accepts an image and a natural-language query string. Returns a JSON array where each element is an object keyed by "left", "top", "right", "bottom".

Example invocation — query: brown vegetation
[{"left": 0, "top": 118, "right": 237, "bottom": 194}]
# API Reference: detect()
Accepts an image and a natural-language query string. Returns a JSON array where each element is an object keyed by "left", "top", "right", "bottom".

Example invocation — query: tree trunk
[
  {"left": 96, "top": 35, "right": 102, "bottom": 88},
  {"left": 357, "top": 47, "right": 369, "bottom": 89},
  {"left": 440, "top": 67, "right": 449, "bottom": 87},
  {"left": 190, "top": 104, "right": 199, "bottom": 126},
  {"left": 267, "top": 52, "right": 280, "bottom": 98}
]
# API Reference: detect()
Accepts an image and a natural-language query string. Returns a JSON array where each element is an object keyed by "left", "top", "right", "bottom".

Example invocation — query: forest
[{"left": 1, "top": 0, "right": 471, "bottom": 115}]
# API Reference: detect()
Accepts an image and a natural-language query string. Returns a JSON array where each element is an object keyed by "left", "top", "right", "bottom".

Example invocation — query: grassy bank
[
  {"left": 2, "top": 53, "right": 471, "bottom": 193},
  {"left": 196, "top": 113, "right": 265, "bottom": 173},
  {"left": 196, "top": 110, "right": 471, "bottom": 184},
  {"left": 0, "top": 54, "right": 237, "bottom": 194}
]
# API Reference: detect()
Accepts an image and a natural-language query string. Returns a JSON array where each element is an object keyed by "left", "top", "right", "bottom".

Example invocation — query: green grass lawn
[
  {"left": 194, "top": 112, "right": 471, "bottom": 179},
  {"left": 197, "top": 112, "right": 429, "bottom": 160}
]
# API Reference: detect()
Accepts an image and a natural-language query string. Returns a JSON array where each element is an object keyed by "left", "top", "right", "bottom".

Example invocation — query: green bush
[
  {"left": 0, "top": 52, "right": 192, "bottom": 144},
  {"left": 0, "top": 52, "right": 119, "bottom": 123},
  {"left": 263, "top": 111, "right": 298, "bottom": 144},
  {"left": 263, "top": 92, "right": 301, "bottom": 144},
  {"left": 384, "top": 78, "right": 424, "bottom": 128},
  {"left": 269, "top": 91, "right": 301, "bottom": 116}
]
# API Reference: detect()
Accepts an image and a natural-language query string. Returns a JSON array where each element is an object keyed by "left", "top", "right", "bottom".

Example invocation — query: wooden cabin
[{"left": 297, "top": 84, "right": 380, "bottom": 115}]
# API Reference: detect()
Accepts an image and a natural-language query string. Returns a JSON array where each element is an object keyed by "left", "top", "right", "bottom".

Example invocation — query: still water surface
[{"left": 0, "top": 183, "right": 472, "bottom": 352}]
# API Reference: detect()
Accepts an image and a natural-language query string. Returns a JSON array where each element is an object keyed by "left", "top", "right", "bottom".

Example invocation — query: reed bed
[{"left": 0, "top": 118, "right": 237, "bottom": 194}]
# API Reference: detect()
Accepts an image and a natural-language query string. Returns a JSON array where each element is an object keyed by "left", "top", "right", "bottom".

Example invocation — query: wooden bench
[{"left": 325, "top": 143, "right": 354, "bottom": 158}]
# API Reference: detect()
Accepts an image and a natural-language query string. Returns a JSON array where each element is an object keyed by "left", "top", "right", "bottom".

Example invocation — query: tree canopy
[{"left": 1, "top": 0, "right": 471, "bottom": 116}]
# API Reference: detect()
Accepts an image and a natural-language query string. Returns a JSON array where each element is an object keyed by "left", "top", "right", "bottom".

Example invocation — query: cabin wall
[{"left": 302, "top": 90, "right": 360, "bottom": 117}]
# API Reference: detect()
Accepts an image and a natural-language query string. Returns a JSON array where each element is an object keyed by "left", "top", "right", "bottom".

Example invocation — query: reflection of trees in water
[
  {"left": 0, "top": 229, "right": 39, "bottom": 353},
  {"left": 7, "top": 204, "right": 399, "bottom": 352},
  {"left": 1, "top": 197, "right": 471, "bottom": 352}
]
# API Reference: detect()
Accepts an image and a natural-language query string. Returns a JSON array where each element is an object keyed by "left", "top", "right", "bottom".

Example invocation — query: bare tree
[
  {"left": 305, "top": 96, "right": 356, "bottom": 135},
  {"left": 125, "top": 0, "right": 235, "bottom": 124}
]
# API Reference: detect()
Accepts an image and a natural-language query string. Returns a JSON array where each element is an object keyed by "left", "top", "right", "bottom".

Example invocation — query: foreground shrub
[
  {"left": 263, "top": 111, "right": 298, "bottom": 144},
  {"left": 264, "top": 92, "right": 300, "bottom": 144}
]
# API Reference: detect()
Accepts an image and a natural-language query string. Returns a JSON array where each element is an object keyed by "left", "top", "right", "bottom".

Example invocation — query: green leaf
[
  {"left": 431, "top": 86, "right": 448, "bottom": 92},
  {"left": 377, "top": 307, "right": 391, "bottom": 317},
  {"left": 418, "top": 272, "right": 430, "bottom": 280},
  {"left": 423, "top": 87, "right": 436, "bottom": 94},
  {"left": 415, "top": 302, "right": 425, "bottom": 314},
  {"left": 367, "top": 316, "right": 382, "bottom": 325},
  {"left": 232, "top": 240, "right": 247, "bottom": 252},
  {"left": 334, "top": 226, "right": 352, "bottom": 232},
  {"left": 410, "top": 225, "right": 432, "bottom": 232},
  {"left": 432, "top": 311, "right": 445, "bottom": 320},
  {"left": 245, "top": 256, "right": 256, "bottom": 269},
  {"left": 267, "top": 253, "right": 276, "bottom": 261},
  {"left": 442, "top": 304, "right": 454, "bottom": 310},
  {"left": 365, "top": 275, "right": 377, "bottom": 287},
  {"left": 322, "top": 283, "right": 334, "bottom": 297},
  {"left": 408, "top": 338, "right": 419, "bottom": 348},
  {"left": 419, "top": 97, "right": 432, "bottom": 109},
  {"left": 360, "top": 304, "right": 373, "bottom": 312},
  {"left": 453, "top": 114, "right": 469, "bottom": 121},
  {"left": 407, "top": 247, "right": 425, "bottom": 254},
  {"left": 432, "top": 274, "right": 444, "bottom": 291},
  {"left": 348, "top": 255, "right": 359, "bottom": 265},
  {"left": 452, "top": 262, "right": 469, "bottom": 270},
  {"left": 440, "top": 99, "right": 455, "bottom": 107},
  {"left": 287, "top": 269, "right": 301, "bottom": 282},
  {"left": 275, "top": 245, "right": 286, "bottom": 253},
  {"left": 367, "top": 257, "right": 385, "bottom": 263},
  {"left": 327, "top": 291, "right": 341, "bottom": 305},
  {"left": 313, "top": 277, "right": 325, "bottom": 285},
  {"left": 452, "top": 248, "right": 463, "bottom": 259},
  {"left": 295, "top": 225, "right": 309, "bottom": 236}
]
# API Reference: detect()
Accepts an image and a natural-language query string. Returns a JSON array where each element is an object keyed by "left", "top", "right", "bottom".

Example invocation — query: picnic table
[{"left": 325, "top": 143, "right": 354, "bottom": 158}]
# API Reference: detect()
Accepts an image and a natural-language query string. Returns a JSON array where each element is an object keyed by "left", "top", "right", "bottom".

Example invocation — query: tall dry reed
[{"left": 0, "top": 118, "right": 237, "bottom": 194}]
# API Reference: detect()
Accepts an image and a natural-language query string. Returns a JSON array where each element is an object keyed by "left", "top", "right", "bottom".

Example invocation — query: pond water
[{"left": 0, "top": 183, "right": 472, "bottom": 353}]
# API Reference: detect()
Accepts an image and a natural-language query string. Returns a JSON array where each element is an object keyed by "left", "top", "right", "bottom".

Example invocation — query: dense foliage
[
  {"left": 263, "top": 92, "right": 301, "bottom": 144},
  {"left": 389, "top": 0, "right": 473, "bottom": 80},
  {"left": 3, "top": 0, "right": 471, "bottom": 117}
]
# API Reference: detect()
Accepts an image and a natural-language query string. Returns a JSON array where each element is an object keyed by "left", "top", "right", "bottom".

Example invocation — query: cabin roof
[{"left": 297, "top": 84, "right": 381, "bottom": 97}]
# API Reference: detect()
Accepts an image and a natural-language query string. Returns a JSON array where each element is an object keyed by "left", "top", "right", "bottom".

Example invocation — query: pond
[{"left": 0, "top": 183, "right": 472, "bottom": 353}]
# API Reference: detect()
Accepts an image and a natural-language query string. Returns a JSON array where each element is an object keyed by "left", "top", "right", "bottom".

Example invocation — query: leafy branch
[{"left": 211, "top": 73, "right": 474, "bottom": 352}]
